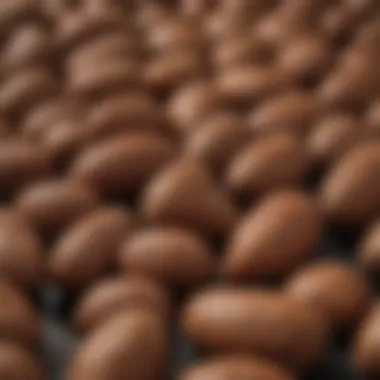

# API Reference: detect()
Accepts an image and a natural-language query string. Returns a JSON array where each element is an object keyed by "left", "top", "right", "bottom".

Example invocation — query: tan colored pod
[
  {"left": 49, "top": 207, "right": 135, "bottom": 288},
  {"left": 223, "top": 190, "right": 321, "bottom": 279},
  {"left": 68, "top": 310, "right": 169, "bottom": 380},
  {"left": 212, "top": 32, "right": 272, "bottom": 68},
  {"left": 352, "top": 303, "right": 380, "bottom": 376},
  {"left": 1, "top": 24, "right": 52, "bottom": 72},
  {"left": 182, "top": 287, "right": 329, "bottom": 369},
  {"left": 86, "top": 92, "right": 167, "bottom": 139},
  {"left": 119, "top": 227, "right": 216, "bottom": 286},
  {"left": 67, "top": 58, "right": 140, "bottom": 98},
  {"left": 248, "top": 91, "right": 317, "bottom": 136},
  {"left": 0, "top": 342, "right": 46, "bottom": 380},
  {"left": 285, "top": 260, "right": 372, "bottom": 330},
  {"left": 180, "top": 356, "right": 295, "bottom": 380},
  {"left": 73, "top": 275, "right": 171, "bottom": 333},
  {"left": 0, "top": 210, "right": 44, "bottom": 286},
  {"left": 226, "top": 134, "right": 310, "bottom": 198},
  {"left": 70, "top": 132, "right": 176, "bottom": 194},
  {"left": 56, "top": 8, "right": 125, "bottom": 50},
  {"left": 144, "top": 49, "right": 204, "bottom": 92},
  {"left": 365, "top": 100, "right": 380, "bottom": 136},
  {"left": 0, "top": 68, "right": 57, "bottom": 117},
  {"left": 0, "top": 0, "right": 41, "bottom": 36},
  {"left": 67, "top": 33, "right": 141, "bottom": 69},
  {"left": 0, "top": 139, "right": 51, "bottom": 193},
  {"left": 147, "top": 19, "right": 203, "bottom": 52},
  {"left": 41, "top": 116, "right": 92, "bottom": 165},
  {"left": 217, "top": 65, "right": 289, "bottom": 102},
  {"left": 185, "top": 111, "right": 252, "bottom": 172},
  {"left": 22, "top": 97, "right": 84, "bottom": 139},
  {"left": 15, "top": 179, "right": 100, "bottom": 235},
  {"left": 307, "top": 114, "right": 362, "bottom": 167},
  {"left": 319, "top": 142, "right": 380, "bottom": 226},
  {"left": 277, "top": 34, "right": 331, "bottom": 81},
  {"left": 167, "top": 81, "right": 223, "bottom": 132},
  {"left": 358, "top": 219, "right": 380, "bottom": 272},
  {"left": 141, "top": 158, "right": 239, "bottom": 237},
  {"left": 0, "top": 280, "right": 40, "bottom": 348}
]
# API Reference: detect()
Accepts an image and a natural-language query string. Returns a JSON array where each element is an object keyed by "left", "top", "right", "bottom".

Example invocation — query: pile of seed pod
[{"left": 0, "top": 0, "right": 380, "bottom": 379}]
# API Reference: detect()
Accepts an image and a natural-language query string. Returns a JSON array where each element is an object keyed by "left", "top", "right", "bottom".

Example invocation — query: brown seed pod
[
  {"left": 0, "top": 138, "right": 51, "bottom": 194},
  {"left": 144, "top": 49, "right": 205, "bottom": 93},
  {"left": 146, "top": 19, "right": 204, "bottom": 52},
  {"left": 70, "top": 132, "right": 176, "bottom": 194},
  {"left": 0, "top": 211, "right": 44, "bottom": 286},
  {"left": 0, "top": 342, "right": 46, "bottom": 380},
  {"left": 67, "top": 58, "right": 140, "bottom": 98},
  {"left": 248, "top": 91, "right": 318, "bottom": 136},
  {"left": 182, "top": 287, "right": 329, "bottom": 369},
  {"left": 86, "top": 92, "right": 168, "bottom": 140},
  {"left": 0, "top": 280, "right": 40, "bottom": 348},
  {"left": 358, "top": 219, "right": 380, "bottom": 273},
  {"left": 0, "top": 24, "right": 53, "bottom": 73},
  {"left": 319, "top": 142, "right": 380, "bottom": 226},
  {"left": 226, "top": 134, "right": 310, "bottom": 198},
  {"left": 285, "top": 260, "right": 372, "bottom": 330},
  {"left": 352, "top": 303, "right": 380, "bottom": 376},
  {"left": 15, "top": 179, "right": 100, "bottom": 235},
  {"left": 167, "top": 80, "right": 223, "bottom": 133},
  {"left": 141, "top": 157, "right": 239, "bottom": 237},
  {"left": 217, "top": 65, "right": 289, "bottom": 103},
  {"left": 365, "top": 99, "right": 380, "bottom": 136},
  {"left": 277, "top": 34, "right": 331, "bottom": 82},
  {"left": 307, "top": 113, "right": 362, "bottom": 167},
  {"left": 222, "top": 190, "right": 322, "bottom": 279},
  {"left": 185, "top": 111, "right": 252, "bottom": 172},
  {"left": 22, "top": 97, "right": 85, "bottom": 139},
  {"left": 0, "top": 68, "right": 58, "bottom": 117},
  {"left": 73, "top": 275, "right": 171, "bottom": 333},
  {"left": 179, "top": 356, "right": 295, "bottom": 380},
  {"left": 49, "top": 207, "right": 135, "bottom": 288},
  {"left": 119, "top": 227, "right": 216, "bottom": 287},
  {"left": 56, "top": 8, "right": 126, "bottom": 51},
  {"left": 68, "top": 310, "right": 169, "bottom": 380}
]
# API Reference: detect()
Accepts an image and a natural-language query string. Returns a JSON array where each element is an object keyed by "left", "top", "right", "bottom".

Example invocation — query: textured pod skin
[
  {"left": 70, "top": 132, "right": 176, "bottom": 194},
  {"left": 286, "top": 260, "right": 372, "bottom": 330},
  {"left": 358, "top": 219, "right": 380, "bottom": 272},
  {"left": 319, "top": 143, "right": 380, "bottom": 226},
  {"left": 179, "top": 356, "right": 295, "bottom": 380},
  {"left": 73, "top": 275, "right": 171, "bottom": 333},
  {"left": 182, "top": 287, "right": 329, "bottom": 369},
  {"left": 223, "top": 190, "right": 322, "bottom": 279},
  {"left": 119, "top": 227, "right": 216, "bottom": 286},
  {"left": 68, "top": 310, "right": 169, "bottom": 380},
  {"left": 50, "top": 208, "right": 134, "bottom": 288}
]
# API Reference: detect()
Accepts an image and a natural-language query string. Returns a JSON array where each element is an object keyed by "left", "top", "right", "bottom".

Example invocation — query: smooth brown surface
[
  {"left": 141, "top": 157, "right": 239, "bottom": 237},
  {"left": 223, "top": 190, "right": 322, "bottom": 279},
  {"left": 0, "top": 342, "right": 46, "bottom": 380},
  {"left": 180, "top": 356, "right": 295, "bottom": 380},
  {"left": 182, "top": 287, "right": 329, "bottom": 369},
  {"left": 286, "top": 260, "right": 372, "bottom": 330},
  {"left": 70, "top": 132, "right": 176, "bottom": 193},
  {"left": 226, "top": 134, "right": 310, "bottom": 198},
  {"left": 49, "top": 207, "right": 135, "bottom": 288},
  {"left": 0, "top": 212, "right": 44, "bottom": 286},
  {"left": 319, "top": 142, "right": 380, "bottom": 226},
  {"left": 16, "top": 179, "right": 100, "bottom": 235},
  {"left": 73, "top": 275, "right": 171, "bottom": 333},
  {"left": 358, "top": 219, "right": 380, "bottom": 272},
  {"left": 68, "top": 310, "right": 169, "bottom": 380},
  {"left": 119, "top": 227, "right": 216, "bottom": 286},
  {"left": 0, "top": 280, "right": 40, "bottom": 348},
  {"left": 352, "top": 303, "right": 380, "bottom": 376}
]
